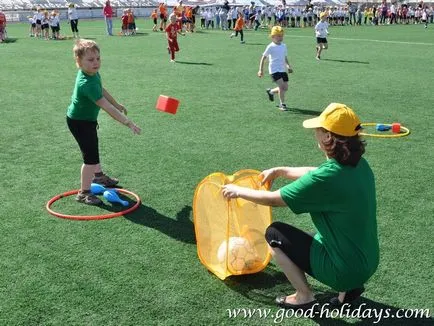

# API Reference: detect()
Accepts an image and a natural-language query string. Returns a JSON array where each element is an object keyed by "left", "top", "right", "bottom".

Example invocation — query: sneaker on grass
[
  {"left": 92, "top": 174, "right": 119, "bottom": 187},
  {"left": 76, "top": 191, "right": 102, "bottom": 205}
]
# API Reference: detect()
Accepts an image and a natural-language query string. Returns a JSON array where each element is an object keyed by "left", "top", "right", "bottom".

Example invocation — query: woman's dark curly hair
[{"left": 315, "top": 128, "right": 366, "bottom": 166}]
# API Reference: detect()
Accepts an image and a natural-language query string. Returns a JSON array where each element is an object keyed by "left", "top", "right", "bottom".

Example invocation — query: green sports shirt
[
  {"left": 67, "top": 70, "right": 103, "bottom": 121},
  {"left": 280, "top": 158, "right": 379, "bottom": 291}
]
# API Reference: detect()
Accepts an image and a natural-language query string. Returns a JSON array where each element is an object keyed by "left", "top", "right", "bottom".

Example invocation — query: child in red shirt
[
  {"left": 121, "top": 9, "right": 128, "bottom": 35},
  {"left": 165, "top": 13, "right": 185, "bottom": 62},
  {"left": 0, "top": 11, "right": 6, "bottom": 42}
]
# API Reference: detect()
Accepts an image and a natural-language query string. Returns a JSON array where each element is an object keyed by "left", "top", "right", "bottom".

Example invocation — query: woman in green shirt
[{"left": 222, "top": 103, "right": 379, "bottom": 309}]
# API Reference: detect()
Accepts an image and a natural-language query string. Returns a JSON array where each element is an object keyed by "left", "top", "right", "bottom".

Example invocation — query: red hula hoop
[{"left": 46, "top": 189, "right": 141, "bottom": 221}]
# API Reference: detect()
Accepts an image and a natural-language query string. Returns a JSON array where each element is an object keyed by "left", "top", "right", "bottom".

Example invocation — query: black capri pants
[
  {"left": 67, "top": 117, "right": 100, "bottom": 165},
  {"left": 265, "top": 221, "right": 314, "bottom": 275},
  {"left": 70, "top": 19, "right": 79, "bottom": 33}
]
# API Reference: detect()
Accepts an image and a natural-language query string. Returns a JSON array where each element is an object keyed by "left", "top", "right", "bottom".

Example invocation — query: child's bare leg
[
  {"left": 275, "top": 79, "right": 288, "bottom": 105},
  {"left": 81, "top": 164, "right": 97, "bottom": 191},
  {"left": 316, "top": 44, "right": 322, "bottom": 58}
]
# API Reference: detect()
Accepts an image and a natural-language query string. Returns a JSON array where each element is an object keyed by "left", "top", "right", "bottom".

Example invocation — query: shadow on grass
[
  {"left": 175, "top": 60, "right": 213, "bottom": 65},
  {"left": 2, "top": 38, "right": 18, "bottom": 43},
  {"left": 223, "top": 267, "right": 291, "bottom": 304},
  {"left": 286, "top": 107, "right": 322, "bottom": 116},
  {"left": 321, "top": 58, "right": 370, "bottom": 65},
  {"left": 124, "top": 203, "right": 195, "bottom": 244},
  {"left": 244, "top": 42, "right": 267, "bottom": 46}
]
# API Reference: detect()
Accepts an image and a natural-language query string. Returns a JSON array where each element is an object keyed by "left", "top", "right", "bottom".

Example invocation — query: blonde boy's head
[{"left": 73, "top": 39, "right": 100, "bottom": 60}]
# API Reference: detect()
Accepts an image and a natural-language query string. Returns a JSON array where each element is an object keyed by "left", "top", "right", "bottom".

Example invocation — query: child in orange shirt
[
  {"left": 151, "top": 9, "right": 158, "bottom": 31},
  {"left": 127, "top": 9, "right": 136, "bottom": 35},
  {"left": 159, "top": 2, "right": 168, "bottom": 31},
  {"left": 230, "top": 12, "right": 245, "bottom": 44}
]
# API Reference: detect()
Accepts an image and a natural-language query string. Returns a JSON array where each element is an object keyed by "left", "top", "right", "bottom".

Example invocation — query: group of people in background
[
  {"left": 26, "top": 3, "right": 79, "bottom": 40},
  {"left": 8, "top": 0, "right": 431, "bottom": 44}
]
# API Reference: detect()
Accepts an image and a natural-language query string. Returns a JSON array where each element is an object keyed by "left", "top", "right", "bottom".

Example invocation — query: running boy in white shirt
[
  {"left": 315, "top": 12, "right": 329, "bottom": 60},
  {"left": 258, "top": 26, "right": 293, "bottom": 111}
]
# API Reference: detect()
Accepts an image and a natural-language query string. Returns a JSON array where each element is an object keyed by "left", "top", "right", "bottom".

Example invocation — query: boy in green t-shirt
[
  {"left": 67, "top": 39, "right": 141, "bottom": 205},
  {"left": 222, "top": 103, "right": 379, "bottom": 310}
]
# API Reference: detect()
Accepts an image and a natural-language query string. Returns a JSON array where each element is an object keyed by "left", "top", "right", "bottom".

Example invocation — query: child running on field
[
  {"left": 230, "top": 12, "right": 245, "bottom": 43},
  {"left": 258, "top": 26, "right": 293, "bottom": 111},
  {"left": 315, "top": 12, "right": 329, "bottom": 60},
  {"left": 165, "top": 13, "right": 185, "bottom": 62},
  {"left": 151, "top": 9, "right": 158, "bottom": 31},
  {"left": 66, "top": 39, "right": 141, "bottom": 205}
]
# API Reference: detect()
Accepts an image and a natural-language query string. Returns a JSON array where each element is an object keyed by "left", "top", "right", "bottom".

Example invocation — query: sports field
[{"left": 1, "top": 19, "right": 433, "bottom": 325}]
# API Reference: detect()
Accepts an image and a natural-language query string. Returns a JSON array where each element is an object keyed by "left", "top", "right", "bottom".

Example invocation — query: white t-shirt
[
  {"left": 262, "top": 42, "right": 288, "bottom": 74},
  {"left": 68, "top": 8, "right": 78, "bottom": 20},
  {"left": 315, "top": 21, "right": 328, "bottom": 38}
]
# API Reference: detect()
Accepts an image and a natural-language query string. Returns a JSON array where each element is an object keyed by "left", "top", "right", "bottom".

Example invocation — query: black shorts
[
  {"left": 153, "top": 18, "right": 157, "bottom": 24},
  {"left": 67, "top": 117, "right": 100, "bottom": 165},
  {"left": 41, "top": 24, "right": 49, "bottom": 30},
  {"left": 265, "top": 222, "right": 313, "bottom": 275},
  {"left": 317, "top": 37, "right": 327, "bottom": 44},
  {"left": 36, "top": 19, "right": 41, "bottom": 25},
  {"left": 159, "top": 13, "right": 165, "bottom": 19},
  {"left": 31, "top": 23, "right": 36, "bottom": 27},
  {"left": 271, "top": 72, "right": 289, "bottom": 82}
]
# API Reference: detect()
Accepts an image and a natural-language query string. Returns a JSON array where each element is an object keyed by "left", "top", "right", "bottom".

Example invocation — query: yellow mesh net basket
[{"left": 193, "top": 169, "right": 272, "bottom": 280}]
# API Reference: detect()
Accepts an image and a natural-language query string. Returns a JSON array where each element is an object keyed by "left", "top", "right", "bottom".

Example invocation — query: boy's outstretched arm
[
  {"left": 96, "top": 97, "right": 141, "bottom": 134},
  {"left": 103, "top": 88, "right": 127, "bottom": 115},
  {"left": 285, "top": 56, "right": 293, "bottom": 73},
  {"left": 257, "top": 55, "right": 266, "bottom": 77}
]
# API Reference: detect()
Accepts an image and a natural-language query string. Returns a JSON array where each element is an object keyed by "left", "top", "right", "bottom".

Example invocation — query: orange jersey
[
  {"left": 185, "top": 7, "right": 192, "bottom": 18},
  {"left": 159, "top": 3, "right": 167, "bottom": 15},
  {"left": 234, "top": 17, "right": 244, "bottom": 31},
  {"left": 127, "top": 12, "right": 134, "bottom": 23},
  {"left": 151, "top": 12, "right": 158, "bottom": 19}
]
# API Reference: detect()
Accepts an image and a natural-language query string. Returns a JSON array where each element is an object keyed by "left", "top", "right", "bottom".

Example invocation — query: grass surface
[{"left": 0, "top": 20, "right": 433, "bottom": 325}]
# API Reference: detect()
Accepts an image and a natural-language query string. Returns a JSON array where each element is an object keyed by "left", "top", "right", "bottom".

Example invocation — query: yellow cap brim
[{"left": 302, "top": 117, "right": 322, "bottom": 129}]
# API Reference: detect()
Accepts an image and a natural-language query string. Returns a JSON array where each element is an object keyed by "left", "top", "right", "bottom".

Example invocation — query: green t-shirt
[
  {"left": 280, "top": 158, "right": 379, "bottom": 291},
  {"left": 66, "top": 70, "right": 103, "bottom": 121}
]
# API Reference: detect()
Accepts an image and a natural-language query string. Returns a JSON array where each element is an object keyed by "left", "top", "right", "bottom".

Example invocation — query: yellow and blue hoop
[{"left": 360, "top": 123, "right": 410, "bottom": 138}]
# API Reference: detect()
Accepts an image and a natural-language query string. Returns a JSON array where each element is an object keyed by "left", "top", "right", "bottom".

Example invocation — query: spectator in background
[
  {"left": 103, "top": 0, "right": 113, "bottom": 36},
  {"left": 68, "top": 3, "right": 79, "bottom": 38},
  {"left": 0, "top": 10, "right": 6, "bottom": 43}
]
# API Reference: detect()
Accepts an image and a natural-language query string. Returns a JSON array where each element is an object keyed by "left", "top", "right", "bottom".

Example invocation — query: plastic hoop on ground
[
  {"left": 360, "top": 123, "right": 410, "bottom": 138},
  {"left": 46, "top": 189, "right": 141, "bottom": 221}
]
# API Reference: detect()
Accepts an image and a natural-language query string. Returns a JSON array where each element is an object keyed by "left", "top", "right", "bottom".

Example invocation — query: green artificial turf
[{"left": 0, "top": 19, "right": 433, "bottom": 325}]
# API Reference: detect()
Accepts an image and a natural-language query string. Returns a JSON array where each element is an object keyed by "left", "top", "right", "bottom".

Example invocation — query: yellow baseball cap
[
  {"left": 302, "top": 103, "right": 362, "bottom": 136},
  {"left": 270, "top": 26, "right": 284, "bottom": 36}
]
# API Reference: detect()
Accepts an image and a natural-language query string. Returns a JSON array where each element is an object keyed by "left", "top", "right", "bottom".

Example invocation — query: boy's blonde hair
[{"left": 73, "top": 39, "right": 100, "bottom": 59}]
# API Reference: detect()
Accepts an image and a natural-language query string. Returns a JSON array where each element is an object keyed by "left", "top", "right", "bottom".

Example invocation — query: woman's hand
[
  {"left": 118, "top": 104, "right": 128, "bottom": 115},
  {"left": 126, "top": 121, "right": 141, "bottom": 135},
  {"left": 222, "top": 184, "right": 242, "bottom": 199},
  {"left": 259, "top": 168, "right": 278, "bottom": 186}
]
